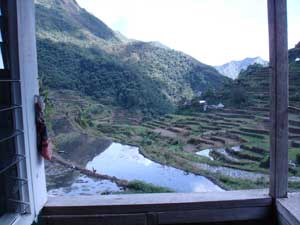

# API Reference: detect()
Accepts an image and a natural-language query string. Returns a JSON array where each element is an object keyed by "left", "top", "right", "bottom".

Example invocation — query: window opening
[
  {"left": 0, "top": 0, "right": 30, "bottom": 220},
  {"left": 37, "top": 0, "right": 277, "bottom": 196}
]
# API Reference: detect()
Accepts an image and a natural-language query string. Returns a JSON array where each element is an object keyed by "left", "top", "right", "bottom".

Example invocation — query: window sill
[
  {"left": 277, "top": 193, "right": 300, "bottom": 225},
  {"left": 0, "top": 213, "right": 18, "bottom": 225},
  {"left": 43, "top": 189, "right": 272, "bottom": 224},
  {"left": 0, "top": 213, "right": 37, "bottom": 225}
]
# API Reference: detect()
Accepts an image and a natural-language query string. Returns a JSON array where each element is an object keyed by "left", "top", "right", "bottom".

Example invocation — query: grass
[
  {"left": 126, "top": 180, "right": 174, "bottom": 193},
  {"left": 289, "top": 181, "right": 300, "bottom": 190},
  {"left": 288, "top": 147, "right": 300, "bottom": 161},
  {"left": 218, "top": 175, "right": 268, "bottom": 190},
  {"left": 240, "top": 135, "right": 269, "bottom": 151}
]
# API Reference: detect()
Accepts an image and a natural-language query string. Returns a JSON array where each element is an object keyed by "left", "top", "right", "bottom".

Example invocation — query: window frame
[
  {"left": 268, "top": 0, "right": 289, "bottom": 199},
  {"left": 3, "top": 0, "right": 297, "bottom": 224},
  {"left": 0, "top": 0, "right": 31, "bottom": 222},
  {"left": 43, "top": 0, "right": 296, "bottom": 224},
  {"left": 0, "top": 0, "right": 47, "bottom": 225}
]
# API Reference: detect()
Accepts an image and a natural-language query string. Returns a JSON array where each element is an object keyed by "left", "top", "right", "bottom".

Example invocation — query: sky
[
  {"left": 0, "top": 1, "right": 298, "bottom": 69},
  {"left": 76, "top": 0, "right": 300, "bottom": 66}
]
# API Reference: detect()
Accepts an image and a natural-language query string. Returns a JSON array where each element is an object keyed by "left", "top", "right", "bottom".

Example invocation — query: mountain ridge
[
  {"left": 36, "top": 0, "right": 229, "bottom": 115},
  {"left": 215, "top": 57, "right": 268, "bottom": 79}
]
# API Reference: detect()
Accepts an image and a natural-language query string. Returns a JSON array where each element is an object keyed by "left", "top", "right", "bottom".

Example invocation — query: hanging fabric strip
[{"left": 34, "top": 95, "right": 52, "bottom": 160}]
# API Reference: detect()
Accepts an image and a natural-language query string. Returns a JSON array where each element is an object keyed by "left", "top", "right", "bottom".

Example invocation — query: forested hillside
[
  {"left": 35, "top": 0, "right": 229, "bottom": 115},
  {"left": 206, "top": 42, "right": 300, "bottom": 108}
]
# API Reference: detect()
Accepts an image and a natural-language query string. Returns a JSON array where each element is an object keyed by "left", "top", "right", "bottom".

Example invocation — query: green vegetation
[
  {"left": 202, "top": 80, "right": 251, "bottom": 108},
  {"left": 289, "top": 182, "right": 300, "bottom": 190},
  {"left": 37, "top": 39, "right": 174, "bottom": 115},
  {"left": 36, "top": 0, "right": 228, "bottom": 116},
  {"left": 44, "top": 50, "right": 300, "bottom": 191},
  {"left": 45, "top": 90, "right": 271, "bottom": 191},
  {"left": 37, "top": 0, "right": 300, "bottom": 193},
  {"left": 218, "top": 176, "right": 268, "bottom": 190},
  {"left": 127, "top": 180, "right": 174, "bottom": 193}
]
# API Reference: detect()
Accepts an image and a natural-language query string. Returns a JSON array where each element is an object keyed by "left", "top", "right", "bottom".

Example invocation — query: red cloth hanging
[{"left": 35, "top": 96, "right": 52, "bottom": 160}]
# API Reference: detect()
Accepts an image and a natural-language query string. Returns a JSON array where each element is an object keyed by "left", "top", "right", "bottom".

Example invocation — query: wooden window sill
[
  {"left": 43, "top": 189, "right": 272, "bottom": 224},
  {"left": 277, "top": 193, "right": 300, "bottom": 225}
]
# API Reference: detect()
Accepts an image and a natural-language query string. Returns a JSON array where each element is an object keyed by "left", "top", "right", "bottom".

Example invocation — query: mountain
[
  {"left": 148, "top": 41, "right": 170, "bottom": 50},
  {"left": 35, "top": 0, "right": 229, "bottom": 115},
  {"left": 237, "top": 42, "right": 300, "bottom": 108},
  {"left": 215, "top": 57, "right": 268, "bottom": 79},
  {"left": 212, "top": 42, "right": 300, "bottom": 109}
]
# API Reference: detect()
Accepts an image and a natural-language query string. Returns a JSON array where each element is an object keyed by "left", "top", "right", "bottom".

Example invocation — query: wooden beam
[
  {"left": 158, "top": 207, "right": 271, "bottom": 224},
  {"left": 44, "top": 190, "right": 271, "bottom": 215},
  {"left": 268, "top": 0, "right": 289, "bottom": 199},
  {"left": 43, "top": 214, "right": 147, "bottom": 225},
  {"left": 42, "top": 190, "right": 272, "bottom": 224}
]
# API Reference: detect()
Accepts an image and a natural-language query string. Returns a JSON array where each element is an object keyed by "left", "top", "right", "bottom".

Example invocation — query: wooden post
[{"left": 268, "top": 0, "right": 289, "bottom": 198}]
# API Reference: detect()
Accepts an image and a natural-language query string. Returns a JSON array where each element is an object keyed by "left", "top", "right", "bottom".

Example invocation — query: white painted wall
[{"left": 14, "top": 0, "right": 47, "bottom": 224}]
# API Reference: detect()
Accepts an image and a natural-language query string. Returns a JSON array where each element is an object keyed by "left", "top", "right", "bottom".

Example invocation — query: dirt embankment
[{"left": 50, "top": 153, "right": 129, "bottom": 188}]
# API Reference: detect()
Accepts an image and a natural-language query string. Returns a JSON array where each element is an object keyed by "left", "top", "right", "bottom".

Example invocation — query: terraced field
[
  {"left": 138, "top": 62, "right": 300, "bottom": 190},
  {"left": 46, "top": 60, "right": 300, "bottom": 191}
]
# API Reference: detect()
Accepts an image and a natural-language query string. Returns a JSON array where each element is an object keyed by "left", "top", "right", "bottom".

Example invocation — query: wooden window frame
[
  {"left": 43, "top": 0, "right": 299, "bottom": 224},
  {"left": 4, "top": 0, "right": 299, "bottom": 224},
  {"left": 268, "top": 0, "right": 289, "bottom": 199},
  {"left": 0, "top": 0, "right": 47, "bottom": 225}
]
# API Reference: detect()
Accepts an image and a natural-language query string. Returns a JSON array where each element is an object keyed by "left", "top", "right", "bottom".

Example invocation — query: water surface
[
  {"left": 196, "top": 149, "right": 214, "bottom": 160},
  {"left": 48, "top": 176, "right": 121, "bottom": 196},
  {"left": 86, "top": 143, "right": 223, "bottom": 192}
]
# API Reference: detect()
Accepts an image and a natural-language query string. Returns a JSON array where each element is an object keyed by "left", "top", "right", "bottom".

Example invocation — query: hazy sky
[{"left": 76, "top": 0, "right": 299, "bottom": 66}]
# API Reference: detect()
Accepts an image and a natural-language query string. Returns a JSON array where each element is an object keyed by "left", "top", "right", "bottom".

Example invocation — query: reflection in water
[
  {"left": 231, "top": 146, "right": 241, "bottom": 152},
  {"left": 196, "top": 149, "right": 214, "bottom": 160},
  {"left": 48, "top": 176, "right": 120, "bottom": 196},
  {"left": 48, "top": 142, "right": 224, "bottom": 196},
  {"left": 86, "top": 143, "right": 223, "bottom": 193},
  {"left": 196, "top": 146, "right": 241, "bottom": 161}
]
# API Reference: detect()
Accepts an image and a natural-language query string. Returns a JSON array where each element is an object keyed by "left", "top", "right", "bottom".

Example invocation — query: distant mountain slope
[
  {"left": 115, "top": 41, "right": 227, "bottom": 102},
  {"left": 237, "top": 43, "right": 300, "bottom": 108},
  {"left": 35, "top": 0, "right": 229, "bottom": 115},
  {"left": 215, "top": 57, "right": 268, "bottom": 79},
  {"left": 217, "top": 42, "right": 300, "bottom": 108},
  {"left": 36, "top": 0, "right": 120, "bottom": 43}
]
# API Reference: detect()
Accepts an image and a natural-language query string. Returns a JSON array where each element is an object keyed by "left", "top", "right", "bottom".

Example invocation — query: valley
[{"left": 45, "top": 57, "right": 300, "bottom": 193}]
